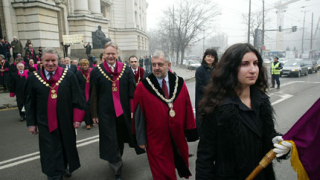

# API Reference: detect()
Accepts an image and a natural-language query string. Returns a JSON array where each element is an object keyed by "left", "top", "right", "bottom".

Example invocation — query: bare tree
[
  {"left": 242, "top": 11, "right": 272, "bottom": 45},
  {"left": 160, "top": 0, "right": 220, "bottom": 65}
]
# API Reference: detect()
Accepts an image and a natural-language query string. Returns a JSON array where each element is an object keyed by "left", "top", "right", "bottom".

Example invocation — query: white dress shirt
[{"left": 156, "top": 74, "right": 170, "bottom": 95}]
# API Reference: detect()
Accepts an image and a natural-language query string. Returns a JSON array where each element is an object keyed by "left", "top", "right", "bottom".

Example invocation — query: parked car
[
  {"left": 187, "top": 60, "right": 201, "bottom": 70},
  {"left": 317, "top": 60, "right": 320, "bottom": 70},
  {"left": 279, "top": 58, "right": 288, "bottom": 64},
  {"left": 304, "top": 60, "right": 318, "bottom": 74},
  {"left": 281, "top": 61, "right": 308, "bottom": 77}
]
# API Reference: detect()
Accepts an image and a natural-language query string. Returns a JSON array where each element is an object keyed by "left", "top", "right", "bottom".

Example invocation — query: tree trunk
[{"left": 180, "top": 48, "right": 185, "bottom": 66}]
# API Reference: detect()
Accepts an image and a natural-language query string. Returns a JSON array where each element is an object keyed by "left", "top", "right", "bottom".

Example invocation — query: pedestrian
[
  {"left": 129, "top": 55, "right": 146, "bottom": 85},
  {"left": 28, "top": 59, "right": 38, "bottom": 72},
  {"left": 0, "top": 55, "right": 10, "bottom": 91},
  {"left": 84, "top": 42, "right": 92, "bottom": 58},
  {"left": 196, "top": 43, "right": 292, "bottom": 180},
  {"left": 61, "top": 42, "right": 70, "bottom": 58},
  {"left": 0, "top": 38, "right": 7, "bottom": 59},
  {"left": 139, "top": 56, "right": 143, "bottom": 67},
  {"left": 11, "top": 36, "right": 23, "bottom": 60},
  {"left": 90, "top": 41, "right": 139, "bottom": 180},
  {"left": 25, "top": 47, "right": 86, "bottom": 180},
  {"left": 144, "top": 55, "right": 151, "bottom": 73},
  {"left": 24, "top": 39, "right": 32, "bottom": 54},
  {"left": 133, "top": 50, "right": 198, "bottom": 180},
  {"left": 64, "top": 57, "right": 77, "bottom": 74},
  {"left": 271, "top": 56, "right": 282, "bottom": 89},
  {"left": 10, "top": 62, "right": 28, "bottom": 121},
  {"left": 4, "top": 37, "right": 11, "bottom": 61},
  {"left": 195, "top": 48, "right": 218, "bottom": 134},
  {"left": 75, "top": 59, "right": 93, "bottom": 130}
]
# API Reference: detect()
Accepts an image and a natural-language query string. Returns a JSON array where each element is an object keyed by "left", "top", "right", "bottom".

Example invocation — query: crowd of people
[{"left": 1, "top": 37, "right": 294, "bottom": 180}]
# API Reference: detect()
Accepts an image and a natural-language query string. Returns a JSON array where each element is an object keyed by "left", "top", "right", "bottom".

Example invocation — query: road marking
[
  {"left": 0, "top": 135, "right": 100, "bottom": 170},
  {"left": 271, "top": 93, "right": 293, "bottom": 106},
  {"left": 0, "top": 107, "right": 18, "bottom": 112}
]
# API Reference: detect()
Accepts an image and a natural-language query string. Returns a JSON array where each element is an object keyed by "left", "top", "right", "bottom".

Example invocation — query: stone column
[
  {"left": 88, "top": 0, "right": 103, "bottom": 17},
  {"left": 74, "top": 0, "right": 90, "bottom": 14}
]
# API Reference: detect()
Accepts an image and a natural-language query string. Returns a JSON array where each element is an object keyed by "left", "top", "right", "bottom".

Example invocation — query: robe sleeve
[
  {"left": 70, "top": 73, "right": 87, "bottom": 122},
  {"left": 25, "top": 75, "right": 37, "bottom": 127},
  {"left": 10, "top": 75, "right": 16, "bottom": 97},
  {"left": 183, "top": 83, "right": 199, "bottom": 142},
  {"left": 89, "top": 69, "right": 99, "bottom": 118},
  {"left": 196, "top": 113, "right": 217, "bottom": 180},
  {"left": 133, "top": 84, "right": 147, "bottom": 145}
]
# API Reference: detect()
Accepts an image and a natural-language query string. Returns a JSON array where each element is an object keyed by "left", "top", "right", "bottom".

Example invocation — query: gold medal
[
  {"left": 169, "top": 109, "right": 175, "bottom": 117},
  {"left": 112, "top": 87, "right": 118, "bottom": 92},
  {"left": 51, "top": 93, "right": 57, "bottom": 99},
  {"left": 112, "top": 83, "right": 116, "bottom": 87},
  {"left": 51, "top": 90, "right": 56, "bottom": 93}
]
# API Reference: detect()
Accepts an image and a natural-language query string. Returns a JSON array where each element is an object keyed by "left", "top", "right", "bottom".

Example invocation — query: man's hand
[
  {"left": 28, "top": 126, "right": 38, "bottom": 135},
  {"left": 139, "top": 144, "right": 147, "bottom": 149},
  {"left": 92, "top": 118, "right": 99, "bottom": 124},
  {"left": 73, "top": 122, "right": 81, "bottom": 129}
]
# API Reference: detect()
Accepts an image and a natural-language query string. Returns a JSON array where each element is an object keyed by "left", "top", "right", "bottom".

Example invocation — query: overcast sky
[{"left": 146, "top": 0, "right": 320, "bottom": 49}]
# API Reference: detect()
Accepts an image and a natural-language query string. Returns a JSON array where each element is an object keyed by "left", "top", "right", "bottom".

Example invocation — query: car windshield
[{"left": 285, "top": 61, "right": 300, "bottom": 66}]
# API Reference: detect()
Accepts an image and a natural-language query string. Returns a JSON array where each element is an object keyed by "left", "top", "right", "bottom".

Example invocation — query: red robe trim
[
  {"left": 102, "top": 60, "right": 124, "bottom": 117},
  {"left": 133, "top": 67, "right": 145, "bottom": 84},
  {"left": 133, "top": 74, "right": 197, "bottom": 180},
  {"left": 81, "top": 68, "right": 92, "bottom": 101}
]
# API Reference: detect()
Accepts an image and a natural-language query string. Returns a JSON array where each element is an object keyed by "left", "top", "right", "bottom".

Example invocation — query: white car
[{"left": 187, "top": 60, "right": 201, "bottom": 70}]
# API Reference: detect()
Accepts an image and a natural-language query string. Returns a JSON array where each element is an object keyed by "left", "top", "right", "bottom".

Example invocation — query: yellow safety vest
[{"left": 271, "top": 62, "right": 281, "bottom": 75}]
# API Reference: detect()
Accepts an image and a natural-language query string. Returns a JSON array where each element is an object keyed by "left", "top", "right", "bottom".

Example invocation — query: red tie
[
  {"left": 162, "top": 79, "right": 169, "bottom": 99},
  {"left": 134, "top": 70, "right": 137, "bottom": 75},
  {"left": 48, "top": 72, "right": 54, "bottom": 84}
]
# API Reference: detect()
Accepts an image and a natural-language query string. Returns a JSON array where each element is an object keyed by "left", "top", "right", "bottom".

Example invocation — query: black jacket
[
  {"left": 196, "top": 88, "right": 280, "bottom": 180},
  {"left": 195, "top": 64, "right": 214, "bottom": 129},
  {"left": 65, "top": 64, "right": 77, "bottom": 74}
]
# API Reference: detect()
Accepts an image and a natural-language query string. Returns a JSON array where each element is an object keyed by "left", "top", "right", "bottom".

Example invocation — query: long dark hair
[
  {"left": 199, "top": 43, "right": 268, "bottom": 120},
  {"left": 201, "top": 48, "right": 219, "bottom": 66}
]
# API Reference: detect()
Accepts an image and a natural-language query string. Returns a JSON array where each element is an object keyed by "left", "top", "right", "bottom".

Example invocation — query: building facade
[{"left": 0, "top": 0, "right": 149, "bottom": 60}]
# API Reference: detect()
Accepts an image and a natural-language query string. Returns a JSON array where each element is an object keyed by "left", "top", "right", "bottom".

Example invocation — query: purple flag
[{"left": 283, "top": 98, "right": 320, "bottom": 180}]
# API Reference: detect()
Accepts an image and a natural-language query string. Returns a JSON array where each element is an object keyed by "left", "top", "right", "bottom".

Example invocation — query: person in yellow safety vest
[{"left": 270, "top": 56, "right": 282, "bottom": 89}]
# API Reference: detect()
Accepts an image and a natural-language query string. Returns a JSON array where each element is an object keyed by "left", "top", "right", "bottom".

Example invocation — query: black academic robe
[
  {"left": 0, "top": 60, "right": 10, "bottom": 86},
  {"left": 25, "top": 68, "right": 86, "bottom": 177},
  {"left": 10, "top": 71, "right": 28, "bottom": 115},
  {"left": 75, "top": 69, "right": 93, "bottom": 126},
  {"left": 90, "top": 62, "right": 136, "bottom": 163},
  {"left": 66, "top": 64, "right": 77, "bottom": 74}
]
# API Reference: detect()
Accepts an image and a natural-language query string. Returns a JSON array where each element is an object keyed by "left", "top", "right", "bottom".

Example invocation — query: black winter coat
[
  {"left": 195, "top": 64, "right": 214, "bottom": 130},
  {"left": 196, "top": 88, "right": 280, "bottom": 180}
]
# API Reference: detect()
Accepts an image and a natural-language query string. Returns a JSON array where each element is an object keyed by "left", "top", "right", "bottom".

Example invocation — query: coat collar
[
  {"left": 219, "top": 87, "right": 269, "bottom": 138},
  {"left": 142, "top": 71, "right": 184, "bottom": 105}
]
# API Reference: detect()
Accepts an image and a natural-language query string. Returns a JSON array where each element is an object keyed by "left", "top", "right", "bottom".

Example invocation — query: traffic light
[
  {"left": 279, "top": 26, "right": 282, "bottom": 32},
  {"left": 292, "top": 26, "right": 297, "bottom": 32}
]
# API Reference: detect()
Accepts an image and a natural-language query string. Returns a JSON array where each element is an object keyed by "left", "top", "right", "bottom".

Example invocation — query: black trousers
[{"left": 272, "top": 74, "right": 280, "bottom": 87}]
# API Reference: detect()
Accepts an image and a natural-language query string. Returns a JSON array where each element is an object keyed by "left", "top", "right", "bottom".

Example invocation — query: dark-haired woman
[
  {"left": 195, "top": 48, "right": 218, "bottom": 133},
  {"left": 196, "top": 43, "right": 291, "bottom": 180}
]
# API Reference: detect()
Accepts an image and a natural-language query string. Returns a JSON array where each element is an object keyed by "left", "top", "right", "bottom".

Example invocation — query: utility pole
[
  {"left": 262, "top": 0, "right": 265, "bottom": 47},
  {"left": 301, "top": 10, "right": 307, "bottom": 53},
  {"left": 248, "top": 0, "right": 251, "bottom": 43},
  {"left": 310, "top": 12, "right": 313, "bottom": 50}
]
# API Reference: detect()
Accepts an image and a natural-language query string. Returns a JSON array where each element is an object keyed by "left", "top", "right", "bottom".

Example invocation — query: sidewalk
[{"left": 0, "top": 66, "right": 195, "bottom": 109}]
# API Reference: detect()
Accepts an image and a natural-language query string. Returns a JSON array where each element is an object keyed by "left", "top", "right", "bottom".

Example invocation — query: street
[{"left": 1, "top": 71, "right": 320, "bottom": 180}]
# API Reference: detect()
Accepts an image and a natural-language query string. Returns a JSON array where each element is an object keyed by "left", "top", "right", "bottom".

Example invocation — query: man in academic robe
[
  {"left": 129, "top": 55, "right": 146, "bottom": 85},
  {"left": 25, "top": 47, "right": 86, "bottom": 180},
  {"left": 10, "top": 62, "right": 28, "bottom": 121},
  {"left": 90, "top": 41, "right": 140, "bottom": 180},
  {"left": 64, "top": 57, "right": 77, "bottom": 74},
  {"left": 28, "top": 59, "right": 38, "bottom": 72},
  {"left": 75, "top": 59, "right": 93, "bottom": 130},
  {"left": 133, "top": 50, "right": 198, "bottom": 180},
  {"left": 0, "top": 55, "right": 10, "bottom": 91}
]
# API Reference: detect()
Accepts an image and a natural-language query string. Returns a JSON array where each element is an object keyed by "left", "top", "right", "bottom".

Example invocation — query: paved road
[{"left": 0, "top": 72, "right": 319, "bottom": 180}]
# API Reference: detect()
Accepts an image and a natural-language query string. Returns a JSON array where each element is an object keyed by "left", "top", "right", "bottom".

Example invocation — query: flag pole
[{"left": 245, "top": 150, "right": 276, "bottom": 180}]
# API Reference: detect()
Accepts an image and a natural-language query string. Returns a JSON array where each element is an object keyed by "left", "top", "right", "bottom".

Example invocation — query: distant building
[{"left": 0, "top": 0, "right": 149, "bottom": 59}]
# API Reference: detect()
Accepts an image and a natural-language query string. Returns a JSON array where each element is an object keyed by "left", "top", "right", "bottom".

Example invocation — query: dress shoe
[
  {"left": 63, "top": 169, "right": 72, "bottom": 178},
  {"left": 20, "top": 116, "right": 24, "bottom": 122},
  {"left": 86, "top": 125, "right": 91, "bottom": 130}
]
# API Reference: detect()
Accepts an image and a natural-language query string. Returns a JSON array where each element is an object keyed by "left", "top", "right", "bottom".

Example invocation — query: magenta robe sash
[
  {"left": 81, "top": 68, "right": 92, "bottom": 101},
  {"left": 103, "top": 60, "right": 124, "bottom": 117},
  {"left": 40, "top": 67, "right": 63, "bottom": 133}
]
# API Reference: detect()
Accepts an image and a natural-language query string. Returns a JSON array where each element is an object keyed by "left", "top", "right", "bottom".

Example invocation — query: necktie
[
  {"left": 48, "top": 72, "right": 54, "bottom": 84},
  {"left": 110, "top": 66, "right": 114, "bottom": 72},
  {"left": 162, "top": 79, "right": 169, "bottom": 99},
  {"left": 134, "top": 70, "right": 137, "bottom": 75}
]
